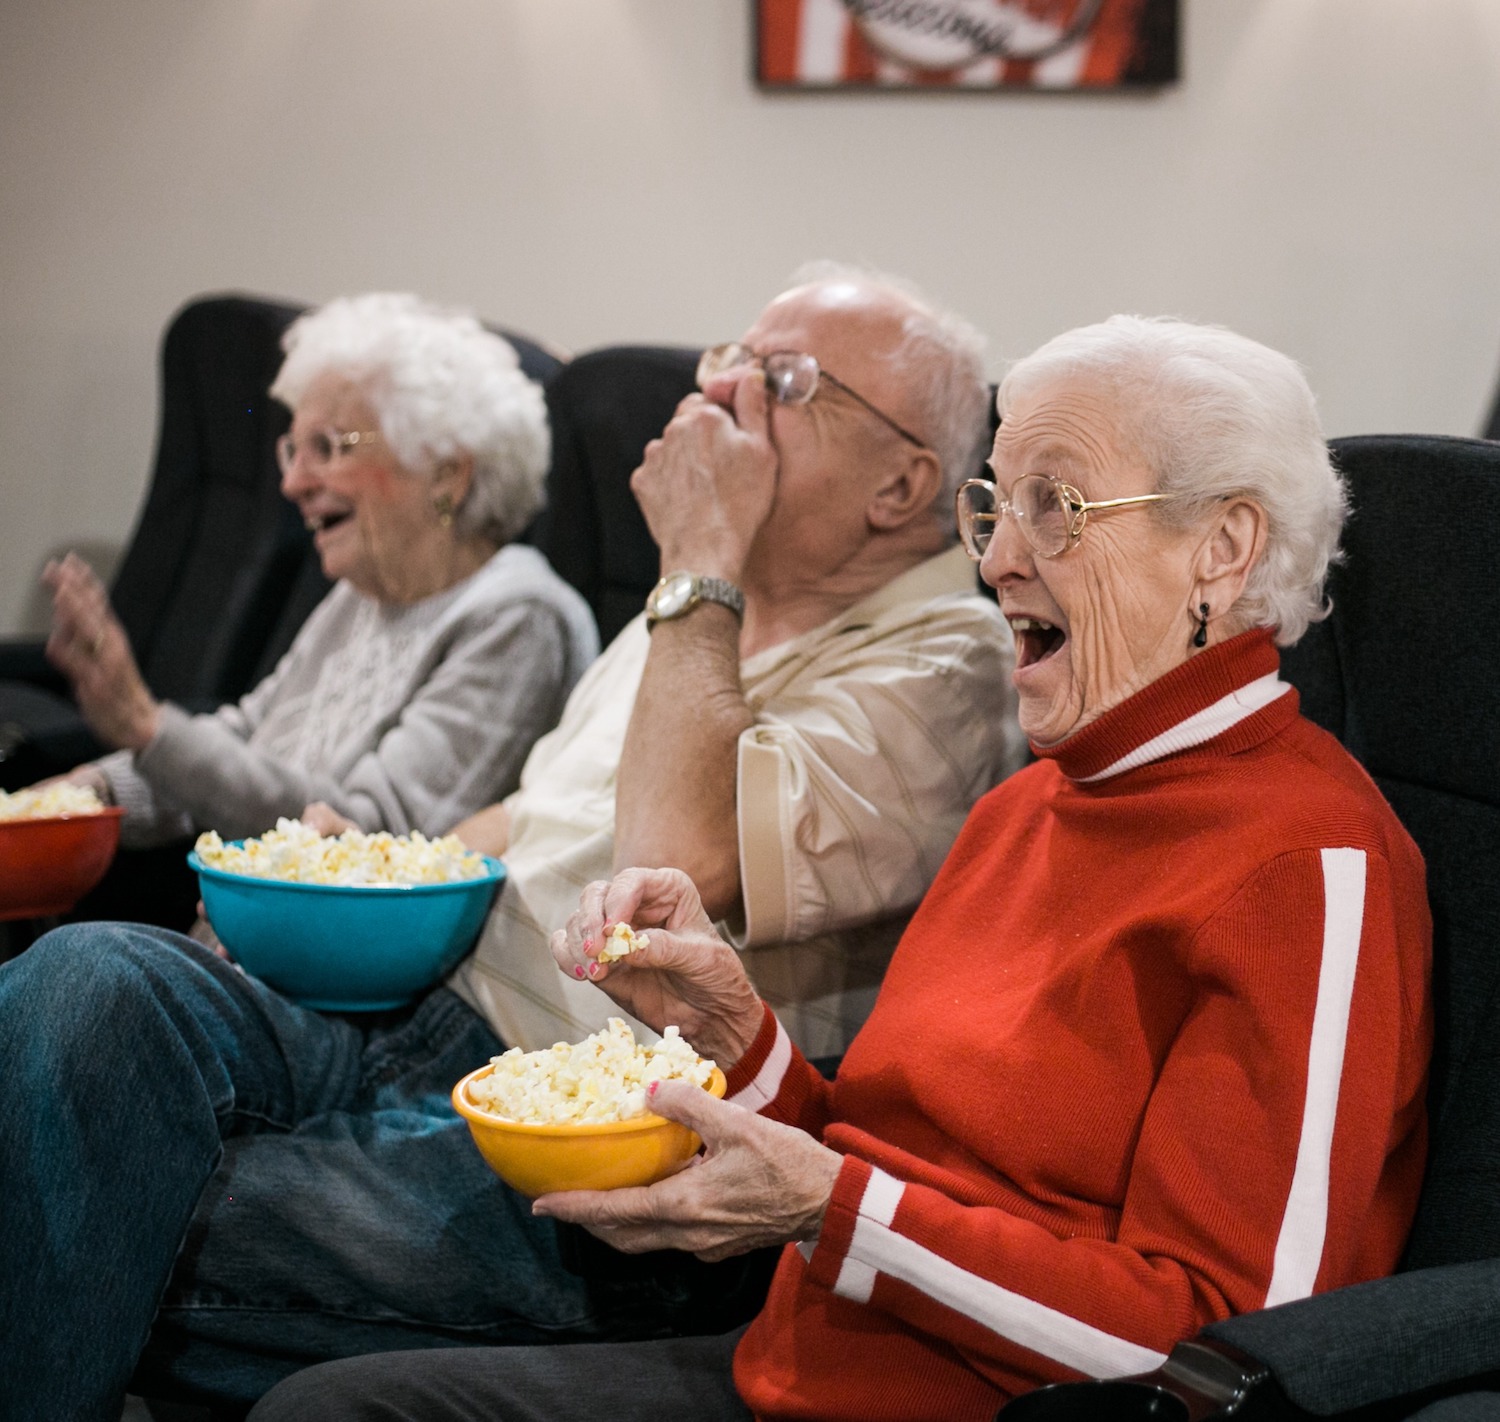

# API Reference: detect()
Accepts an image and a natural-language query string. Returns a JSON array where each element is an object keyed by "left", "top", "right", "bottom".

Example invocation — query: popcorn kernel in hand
[{"left": 596, "top": 922, "right": 650, "bottom": 964}]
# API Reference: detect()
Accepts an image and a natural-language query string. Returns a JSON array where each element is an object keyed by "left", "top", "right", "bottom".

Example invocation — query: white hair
[
  {"left": 270, "top": 292, "right": 550, "bottom": 547},
  {"left": 790, "top": 261, "right": 991, "bottom": 524},
  {"left": 999, "top": 316, "right": 1347, "bottom": 646}
]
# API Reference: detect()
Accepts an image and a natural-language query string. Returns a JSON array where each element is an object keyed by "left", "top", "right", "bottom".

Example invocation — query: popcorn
[
  {"left": 0, "top": 783, "right": 107, "bottom": 821},
  {"left": 466, "top": 1018, "right": 715, "bottom": 1125},
  {"left": 193, "top": 817, "right": 486, "bottom": 887},
  {"left": 596, "top": 922, "right": 650, "bottom": 963}
]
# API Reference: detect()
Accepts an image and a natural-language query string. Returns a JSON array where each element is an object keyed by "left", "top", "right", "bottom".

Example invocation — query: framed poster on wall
[{"left": 755, "top": 0, "right": 1179, "bottom": 90}]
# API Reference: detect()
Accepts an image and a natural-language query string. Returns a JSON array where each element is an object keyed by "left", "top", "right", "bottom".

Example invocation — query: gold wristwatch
[{"left": 645, "top": 572, "right": 745, "bottom": 629}]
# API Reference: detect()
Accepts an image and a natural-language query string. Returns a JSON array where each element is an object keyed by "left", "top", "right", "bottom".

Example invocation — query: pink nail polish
[
  {"left": 573, "top": 965, "right": 585, "bottom": 979},
  {"left": 582, "top": 937, "right": 593, "bottom": 952},
  {"left": 647, "top": 1079, "right": 659, "bottom": 1096},
  {"left": 587, "top": 963, "right": 600, "bottom": 978}
]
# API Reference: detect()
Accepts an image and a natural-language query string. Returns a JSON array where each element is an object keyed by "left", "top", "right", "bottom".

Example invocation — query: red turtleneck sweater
[{"left": 729, "top": 631, "right": 1431, "bottom": 1422}]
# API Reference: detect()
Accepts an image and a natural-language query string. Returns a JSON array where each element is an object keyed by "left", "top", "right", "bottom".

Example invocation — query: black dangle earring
[{"left": 1192, "top": 602, "right": 1210, "bottom": 649}]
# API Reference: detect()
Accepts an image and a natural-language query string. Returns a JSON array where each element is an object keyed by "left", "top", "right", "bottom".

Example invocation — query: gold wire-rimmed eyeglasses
[
  {"left": 956, "top": 473, "right": 1171, "bottom": 560},
  {"left": 276, "top": 427, "right": 383, "bottom": 475},
  {"left": 697, "top": 342, "right": 928, "bottom": 450}
]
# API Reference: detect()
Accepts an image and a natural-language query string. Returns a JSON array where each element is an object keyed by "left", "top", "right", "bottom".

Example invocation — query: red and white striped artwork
[{"left": 755, "top": 0, "right": 1179, "bottom": 90}]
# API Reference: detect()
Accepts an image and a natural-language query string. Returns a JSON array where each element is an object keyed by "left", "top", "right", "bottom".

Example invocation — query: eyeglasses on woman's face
[
  {"left": 275, "top": 426, "right": 383, "bottom": 476},
  {"left": 696, "top": 342, "right": 927, "bottom": 450},
  {"left": 956, "top": 473, "right": 1170, "bottom": 560}
]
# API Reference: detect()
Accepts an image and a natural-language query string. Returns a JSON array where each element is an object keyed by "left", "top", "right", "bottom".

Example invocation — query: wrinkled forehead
[{"left": 991, "top": 373, "right": 1138, "bottom": 481}]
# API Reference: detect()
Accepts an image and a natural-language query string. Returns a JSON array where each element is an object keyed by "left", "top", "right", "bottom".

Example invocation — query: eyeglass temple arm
[
  {"left": 1072, "top": 492, "right": 1171, "bottom": 512},
  {"left": 819, "top": 370, "right": 928, "bottom": 449}
]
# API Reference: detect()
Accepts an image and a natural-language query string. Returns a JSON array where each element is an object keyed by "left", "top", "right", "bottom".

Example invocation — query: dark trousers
[{"left": 247, "top": 1329, "right": 753, "bottom": 1422}]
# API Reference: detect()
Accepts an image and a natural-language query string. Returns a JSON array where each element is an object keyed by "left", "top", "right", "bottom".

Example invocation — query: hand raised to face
[{"left": 629, "top": 368, "right": 779, "bottom": 583}]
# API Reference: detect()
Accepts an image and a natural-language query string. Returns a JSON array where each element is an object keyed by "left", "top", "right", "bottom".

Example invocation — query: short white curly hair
[
  {"left": 270, "top": 292, "right": 549, "bottom": 547},
  {"left": 999, "top": 316, "right": 1347, "bottom": 646}
]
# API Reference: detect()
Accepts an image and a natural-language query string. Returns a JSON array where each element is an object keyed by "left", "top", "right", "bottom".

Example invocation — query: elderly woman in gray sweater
[{"left": 43, "top": 292, "right": 597, "bottom": 846}]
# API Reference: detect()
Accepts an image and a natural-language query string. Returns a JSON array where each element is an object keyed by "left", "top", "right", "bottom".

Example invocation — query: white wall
[{"left": 3, "top": 0, "right": 1498, "bottom": 633}]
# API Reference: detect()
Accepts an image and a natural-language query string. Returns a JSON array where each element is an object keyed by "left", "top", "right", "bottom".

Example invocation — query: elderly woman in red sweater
[{"left": 248, "top": 317, "right": 1432, "bottom": 1422}]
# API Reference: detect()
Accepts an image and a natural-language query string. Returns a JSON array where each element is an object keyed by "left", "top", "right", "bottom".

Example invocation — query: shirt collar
[{"left": 1033, "top": 628, "right": 1297, "bottom": 783}]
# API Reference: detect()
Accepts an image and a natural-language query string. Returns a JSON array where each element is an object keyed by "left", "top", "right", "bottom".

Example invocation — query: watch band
[
  {"left": 646, "top": 572, "right": 746, "bottom": 629},
  {"left": 690, "top": 576, "right": 745, "bottom": 619}
]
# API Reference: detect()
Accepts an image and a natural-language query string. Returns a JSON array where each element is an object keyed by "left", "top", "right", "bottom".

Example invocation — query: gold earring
[{"left": 433, "top": 492, "right": 455, "bottom": 528}]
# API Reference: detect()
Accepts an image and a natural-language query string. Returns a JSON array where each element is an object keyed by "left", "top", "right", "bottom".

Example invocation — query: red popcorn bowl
[{"left": 0, "top": 808, "right": 126, "bottom": 920}]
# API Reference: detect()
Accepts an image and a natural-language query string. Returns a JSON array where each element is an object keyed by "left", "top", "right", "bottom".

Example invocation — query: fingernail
[
  {"left": 531, "top": 1202, "right": 551, "bottom": 1218},
  {"left": 587, "top": 963, "right": 600, "bottom": 978},
  {"left": 573, "top": 965, "right": 585, "bottom": 979},
  {"left": 647, "top": 1079, "right": 659, "bottom": 1096},
  {"left": 582, "top": 937, "right": 593, "bottom": 952}
]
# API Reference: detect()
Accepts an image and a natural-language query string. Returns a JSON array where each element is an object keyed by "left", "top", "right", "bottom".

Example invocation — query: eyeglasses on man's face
[
  {"left": 276, "top": 426, "right": 383, "bottom": 476},
  {"left": 956, "top": 473, "right": 1170, "bottom": 560},
  {"left": 696, "top": 343, "right": 927, "bottom": 450}
]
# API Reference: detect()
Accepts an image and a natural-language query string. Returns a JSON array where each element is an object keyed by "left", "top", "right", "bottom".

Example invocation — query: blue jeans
[{"left": 0, "top": 925, "right": 775, "bottom": 1421}]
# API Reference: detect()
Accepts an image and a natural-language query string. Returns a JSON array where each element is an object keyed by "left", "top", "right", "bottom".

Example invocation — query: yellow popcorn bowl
[{"left": 451, "top": 1062, "right": 728, "bottom": 1198}]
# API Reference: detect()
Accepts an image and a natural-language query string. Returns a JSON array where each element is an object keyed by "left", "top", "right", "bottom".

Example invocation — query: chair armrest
[
  {"left": 1202, "top": 1259, "right": 1500, "bottom": 1415},
  {"left": 999, "top": 1262, "right": 1500, "bottom": 1421},
  {"left": 0, "top": 638, "right": 66, "bottom": 694},
  {"left": 996, "top": 1340, "right": 1276, "bottom": 1422}
]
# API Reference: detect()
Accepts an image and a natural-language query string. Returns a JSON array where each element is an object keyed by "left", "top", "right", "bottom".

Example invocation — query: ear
[
  {"left": 433, "top": 453, "right": 476, "bottom": 506},
  {"left": 867, "top": 447, "right": 944, "bottom": 532},
  {"left": 1193, "top": 497, "right": 1268, "bottom": 622}
]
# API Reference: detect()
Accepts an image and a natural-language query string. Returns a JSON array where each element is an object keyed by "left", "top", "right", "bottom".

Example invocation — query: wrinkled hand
[
  {"left": 300, "top": 802, "right": 356, "bottom": 836},
  {"left": 533, "top": 1078, "right": 842, "bottom": 1261},
  {"left": 31, "top": 765, "right": 113, "bottom": 802},
  {"left": 43, "top": 553, "right": 159, "bottom": 751},
  {"left": 631, "top": 368, "right": 778, "bottom": 581},
  {"left": 550, "top": 867, "right": 764, "bottom": 1069}
]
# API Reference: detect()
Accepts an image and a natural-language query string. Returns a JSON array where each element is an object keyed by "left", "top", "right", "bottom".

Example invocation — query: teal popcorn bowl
[{"left": 188, "top": 849, "right": 505, "bottom": 1011}]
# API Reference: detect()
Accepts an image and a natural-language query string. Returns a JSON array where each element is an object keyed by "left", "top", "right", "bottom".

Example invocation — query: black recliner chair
[
  {"left": 529, "top": 344, "right": 700, "bottom": 647},
  {"left": 1000, "top": 434, "right": 1500, "bottom": 1421},
  {"left": 0, "top": 296, "right": 308, "bottom": 790}
]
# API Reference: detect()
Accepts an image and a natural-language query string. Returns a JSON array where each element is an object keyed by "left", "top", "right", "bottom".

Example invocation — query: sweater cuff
[
  {"left": 803, "top": 1154, "right": 877, "bottom": 1296},
  {"left": 724, "top": 1002, "right": 784, "bottom": 1102},
  {"left": 132, "top": 699, "right": 194, "bottom": 781},
  {"left": 96, "top": 747, "right": 157, "bottom": 826}
]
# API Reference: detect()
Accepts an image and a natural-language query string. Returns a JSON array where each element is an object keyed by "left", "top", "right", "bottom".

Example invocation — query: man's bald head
[{"left": 771, "top": 263, "right": 992, "bottom": 514}]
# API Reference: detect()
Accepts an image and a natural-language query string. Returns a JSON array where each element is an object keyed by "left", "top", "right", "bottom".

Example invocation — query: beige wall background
[{"left": 2, "top": 0, "right": 1498, "bottom": 634}]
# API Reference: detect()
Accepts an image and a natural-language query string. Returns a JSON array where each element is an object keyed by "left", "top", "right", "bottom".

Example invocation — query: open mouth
[
  {"left": 305, "top": 509, "right": 353, "bottom": 535},
  {"left": 1009, "top": 616, "right": 1066, "bottom": 670}
]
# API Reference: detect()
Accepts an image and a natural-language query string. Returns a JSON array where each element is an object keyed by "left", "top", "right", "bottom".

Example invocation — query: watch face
[{"left": 652, "top": 572, "right": 697, "bottom": 620}]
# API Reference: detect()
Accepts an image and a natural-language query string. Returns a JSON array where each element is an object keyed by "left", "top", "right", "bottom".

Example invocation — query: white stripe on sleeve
[
  {"left": 826, "top": 1167, "right": 1163, "bottom": 1375},
  {"left": 860, "top": 1166, "right": 905, "bottom": 1227},
  {"left": 833, "top": 1167, "right": 906, "bottom": 1303},
  {"left": 725, "top": 1015, "right": 793, "bottom": 1113},
  {"left": 1263, "top": 847, "right": 1367, "bottom": 1307},
  {"left": 832, "top": 1214, "right": 1167, "bottom": 1377}
]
